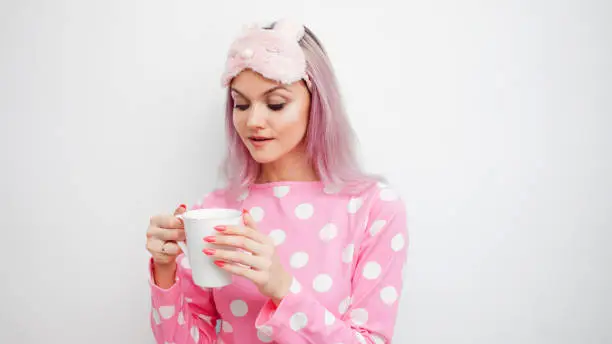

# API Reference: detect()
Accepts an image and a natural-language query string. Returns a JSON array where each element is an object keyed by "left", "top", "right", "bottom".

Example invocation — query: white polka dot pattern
[
  {"left": 347, "top": 197, "right": 363, "bottom": 214},
  {"left": 380, "top": 286, "right": 399, "bottom": 305},
  {"left": 230, "top": 299, "right": 248, "bottom": 317},
  {"left": 152, "top": 308, "right": 161, "bottom": 325},
  {"left": 290, "top": 278, "right": 301, "bottom": 294},
  {"left": 391, "top": 233, "right": 405, "bottom": 251},
  {"left": 324, "top": 309, "right": 336, "bottom": 325},
  {"left": 369, "top": 220, "right": 386, "bottom": 236},
  {"left": 355, "top": 332, "right": 367, "bottom": 344},
  {"left": 290, "top": 312, "right": 308, "bottom": 331},
  {"left": 237, "top": 190, "right": 249, "bottom": 201},
  {"left": 313, "top": 274, "right": 333, "bottom": 292},
  {"left": 257, "top": 325, "right": 273, "bottom": 342},
  {"left": 249, "top": 206, "right": 265, "bottom": 222},
  {"left": 363, "top": 261, "right": 382, "bottom": 280},
  {"left": 159, "top": 305, "right": 174, "bottom": 320},
  {"left": 342, "top": 244, "right": 355, "bottom": 263},
  {"left": 290, "top": 251, "right": 309, "bottom": 269},
  {"left": 323, "top": 184, "right": 342, "bottom": 194},
  {"left": 190, "top": 325, "right": 199, "bottom": 342},
  {"left": 273, "top": 185, "right": 290, "bottom": 198},
  {"left": 268, "top": 229, "right": 286, "bottom": 246},
  {"left": 294, "top": 203, "right": 314, "bottom": 219},
  {"left": 222, "top": 320, "right": 233, "bottom": 332},
  {"left": 339, "top": 296, "right": 352, "bottom": 314},
  {"left": 350, "top": 308, "right": 369, "bottom": 326},
  {"left": 198, "top": 314, "right": 212, "bottom": 325},
  {"left": 372, "top": 334, "right": 386, "bottom": 344},
  {"left": 148, "top": 182, "right": 407, "bottom": 343},
  {"left": 319, "top": 223, "right": 338, "bottom": 242}
]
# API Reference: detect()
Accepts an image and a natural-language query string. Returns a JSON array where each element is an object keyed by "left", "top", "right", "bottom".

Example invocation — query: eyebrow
[{"left": 230, "top": 85, "right": 290, "bottom": 99}]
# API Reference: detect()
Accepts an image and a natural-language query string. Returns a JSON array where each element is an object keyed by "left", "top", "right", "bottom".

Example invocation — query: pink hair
[{"left": 221, "top": 24, "right": 382, "bottom": 196}]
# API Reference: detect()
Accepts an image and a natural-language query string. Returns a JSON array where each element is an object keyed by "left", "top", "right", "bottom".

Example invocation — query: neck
[{"left": 257, "top": 147, "right": 319, "bottom": 183}]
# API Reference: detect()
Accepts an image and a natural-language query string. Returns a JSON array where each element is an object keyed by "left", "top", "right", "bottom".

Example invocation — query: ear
[{"left": 273, "top": 19, "right": 305, "bottom": 41}]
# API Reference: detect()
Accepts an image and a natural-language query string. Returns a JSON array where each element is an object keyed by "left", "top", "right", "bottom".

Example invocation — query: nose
[{"left": 246, "top": 103, "right": 267, "bottom": 128}]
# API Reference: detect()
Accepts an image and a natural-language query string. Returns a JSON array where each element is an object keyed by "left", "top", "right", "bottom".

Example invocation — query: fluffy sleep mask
[{"left": 221, "top": 19, "right": 312, "bottom": 90}]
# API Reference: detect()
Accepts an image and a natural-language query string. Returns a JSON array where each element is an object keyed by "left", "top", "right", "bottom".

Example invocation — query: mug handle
[{"left": 175, "top": 213, "right": 188, "bottom": 255}]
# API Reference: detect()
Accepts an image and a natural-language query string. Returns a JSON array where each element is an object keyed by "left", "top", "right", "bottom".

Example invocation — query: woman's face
[{"left": 231, "top": 69, "right": 311, "bottom": 164}]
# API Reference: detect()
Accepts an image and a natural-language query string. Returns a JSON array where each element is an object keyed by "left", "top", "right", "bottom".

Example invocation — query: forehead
[{"left": 230, "top": 70, "right": 303, "bottom": 97}]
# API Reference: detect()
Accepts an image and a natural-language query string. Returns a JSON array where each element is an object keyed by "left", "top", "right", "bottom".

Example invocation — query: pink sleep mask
[{"left": 221, "top": 19, "right": 312, "bottom": 90}]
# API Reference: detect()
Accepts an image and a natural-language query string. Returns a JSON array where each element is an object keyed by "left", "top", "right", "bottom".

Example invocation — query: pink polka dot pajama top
[{"left": 149, "top": 181, "right": 408, "bottom": 343}]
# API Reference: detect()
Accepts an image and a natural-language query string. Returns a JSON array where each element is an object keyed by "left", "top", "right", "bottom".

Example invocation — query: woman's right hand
[{"left": 146, "top": 204, "right": 187, "bottom": 266}]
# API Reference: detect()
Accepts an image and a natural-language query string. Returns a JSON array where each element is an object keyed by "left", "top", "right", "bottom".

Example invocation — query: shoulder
[
  {"left": 356, "top": 183, "right": 408, "bottom": 252},
  {"left": 353, "top": 182, "right": 406, "bottom": 217}
]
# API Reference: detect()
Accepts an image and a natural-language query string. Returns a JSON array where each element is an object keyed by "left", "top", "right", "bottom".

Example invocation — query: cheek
[
  {"left": 232, "top": 112, "right": 243, "bottom": 132},
  {"left": 279, "top": 102, "right": 307, "bottom": 125},
  {"left": 281, "top": 108, "right": 300, "bottom": 123},
  {"left": 274, "top": 114, "right": 308, "bottom": 145}
]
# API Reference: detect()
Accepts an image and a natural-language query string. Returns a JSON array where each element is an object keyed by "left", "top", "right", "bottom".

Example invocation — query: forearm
[{"left": 153, "top": 262, "right": 177, "bottom": 289}]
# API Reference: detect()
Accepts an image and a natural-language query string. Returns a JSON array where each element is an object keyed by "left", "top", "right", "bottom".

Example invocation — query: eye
[
  {"left": 234, "top": 104, "right": 249, "bottom": 111},
  {"left": 268, "top": 103, "right": 285, "bottom": 111}
]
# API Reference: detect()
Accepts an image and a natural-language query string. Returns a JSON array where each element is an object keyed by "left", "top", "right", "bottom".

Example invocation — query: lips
[
  {"left": 249, "top": 136, "right": 273, "bottom": 142},
  {"left": 248, "top": 136, "right": 274, "bottom": 147}
]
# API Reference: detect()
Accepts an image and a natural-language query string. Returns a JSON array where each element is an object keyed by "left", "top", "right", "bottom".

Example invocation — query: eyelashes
[
  {"left": 233, "top": 103, "right": 286, "bottom": 111},
  {"left": 268, "top": 103, "right": 285, "bottom": 111}
]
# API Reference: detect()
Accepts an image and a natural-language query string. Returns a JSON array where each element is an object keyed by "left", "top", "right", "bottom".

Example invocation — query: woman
[{"left": 146, "top": 19, "right": 408, "bottom": 344}]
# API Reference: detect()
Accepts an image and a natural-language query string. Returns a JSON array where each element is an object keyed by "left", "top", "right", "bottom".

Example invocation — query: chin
[{"left": 249, "top": 150, "right": 282, "bottom": 164}]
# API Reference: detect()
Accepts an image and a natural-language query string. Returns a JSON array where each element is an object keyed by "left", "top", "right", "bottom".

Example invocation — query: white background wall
[{"left": 1, "top": 0, "right": 610, "bottom": 343}]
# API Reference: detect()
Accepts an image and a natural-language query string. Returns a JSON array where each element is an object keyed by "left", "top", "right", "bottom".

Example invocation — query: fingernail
[
  {"left": 242, "top": 208, "right": 249, "bottom": 214},
  {"left": 214, "top": 260, "right": 225, "bottom": 267},
  {"left": 179, "top": 204, "right": 187, "bottom": 209},
  {"left": 214, "top": 225, "right": 226, "bottom": 231},
  {"left": 204, "top": 236, "right": 216, "bottom": 243},
  {"left": 203, "top": 248, "right": 215, "bottom": 255}
]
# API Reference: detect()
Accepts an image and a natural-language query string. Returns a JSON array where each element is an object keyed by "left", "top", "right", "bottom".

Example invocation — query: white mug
[{"left": 176, "top": 208, "right": 242, "bottom": 288}]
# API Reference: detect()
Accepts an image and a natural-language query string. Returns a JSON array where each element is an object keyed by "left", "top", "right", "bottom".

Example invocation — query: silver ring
[{"left": 161, "top": 242, "right": 168, "bottom": 254}]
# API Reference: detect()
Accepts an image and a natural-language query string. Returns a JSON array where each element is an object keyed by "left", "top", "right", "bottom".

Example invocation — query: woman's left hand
[{"left": 203, "top": 209, "right": 292, "bottom": 305}]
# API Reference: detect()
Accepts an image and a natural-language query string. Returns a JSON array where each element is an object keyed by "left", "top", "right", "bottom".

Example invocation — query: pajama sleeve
[
  {"left": 149, "top": 256, "right": 220, "bottom": 343},
  {"left": 149, "top": 196, "right": 226, "bottom": 343},
  {"left": 254, "top": 194, "right": 408, "bottom": 343}
]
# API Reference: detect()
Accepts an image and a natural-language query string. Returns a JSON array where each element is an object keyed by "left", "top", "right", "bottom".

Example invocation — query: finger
[
  {"left": 147, "top": 225, "right": 185, "bottom": 241},
  {"left": 215, "top": 260, "right": 261, "bottom": 282},
  {"left": 147, "top": 237, "right": 181, "bottom": 256},
  {"left": 174, "top": 204, "right": 187, "bottom": 227},
  {"left": 150, "top": 213, "right": 183, "bottom": 229},
  {"left": 242, "top": 209, "right": 258, "bottom": 230},
  {"left": 174, "top": 204, "right": 187, "bottom": 216},
  {"left": 205, "top": 248, "right": 269, "bottom": 270},
  {"left": 215, "top": 224, "right": 271, "bottom": 245},
  {"left": 208, "top": 235, "right": 266, "bottom": 255}
]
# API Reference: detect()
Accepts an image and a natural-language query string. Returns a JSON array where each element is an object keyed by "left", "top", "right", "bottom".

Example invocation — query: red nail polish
[
  {"left": 203, "top": 248, "right": 215, "bottom": 255},
  {"left": 214, "top": 225, "right": 226, "bottom": 231},
  {"left": 204, "top": 236, "right": 216, "bottom": 243},
  {"left": 242, "top": 208, "right": 249, "bottom": 214},
  {"left": 214, "top": 260, "right": 225, "bottom": 267},
  {"left": 179, "top": 204, "right": 187, "bottom": 209}
]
